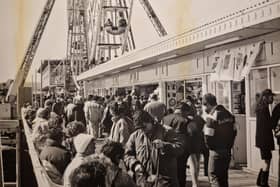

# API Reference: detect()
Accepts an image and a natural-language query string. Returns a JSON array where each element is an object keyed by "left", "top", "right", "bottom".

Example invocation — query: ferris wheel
[{"left": 66, "top": 0, "right": 167, "bottom": 93}]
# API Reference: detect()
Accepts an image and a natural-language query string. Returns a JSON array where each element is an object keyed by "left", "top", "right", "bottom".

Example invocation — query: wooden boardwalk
[{"left": 186, "top": 166, "right": 278, "bottom": 187}]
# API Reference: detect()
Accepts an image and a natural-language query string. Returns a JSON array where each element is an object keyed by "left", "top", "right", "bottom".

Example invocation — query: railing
[
  {"left": 21, "top": 110, "right": 62, "bottom": 187},
  {"left": 0, "top": 120, "right": 20, "bottom": 187}
]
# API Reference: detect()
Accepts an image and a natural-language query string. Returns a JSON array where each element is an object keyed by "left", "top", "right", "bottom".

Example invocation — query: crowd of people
[{"left": 22, "top": 90, "right": 240, "bottom": 187}]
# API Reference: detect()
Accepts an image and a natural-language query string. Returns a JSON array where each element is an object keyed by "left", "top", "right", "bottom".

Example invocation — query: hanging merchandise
[
  {"left": 210, "top": 55, "right": 223, "bottom": 82},
  {"left": 233, "top": 50, "right": 246, "bottom": 81},
  {"left": 240, "top": 41, "right": 264, "bottom": 78},
  {"left": 219, "top": 51, "right": 235, "bottom": 81}
]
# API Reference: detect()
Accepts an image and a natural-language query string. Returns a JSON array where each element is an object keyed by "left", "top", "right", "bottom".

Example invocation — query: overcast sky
[{"left": 0, "top": 0, "right": 262, "bottom": 83}]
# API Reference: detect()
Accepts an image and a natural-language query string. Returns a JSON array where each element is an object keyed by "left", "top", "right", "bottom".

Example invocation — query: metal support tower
[
  {"left": 6, "top": 0, "right": 56, "bottom": 102},
  {"left": 138, "top": 0, "right": 167, "bottom": 37},
  {"left": 66, "top": 0, "right": 89, "bottom": 91}
]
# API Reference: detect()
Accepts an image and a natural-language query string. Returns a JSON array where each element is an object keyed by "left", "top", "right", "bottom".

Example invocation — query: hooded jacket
[{"left": 63, "top": 134, "right": 95, "bottom": 187}]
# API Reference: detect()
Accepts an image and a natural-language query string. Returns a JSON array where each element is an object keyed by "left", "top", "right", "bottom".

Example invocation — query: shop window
[
  {"left": 232, "top": 80, "right": 246, "bottom": 114},
  {"left": 185, "top": 79, "right": 203, "bottom": 113},
  {"left": 270, "top": 66, "right": 280, "bottom": 109},
  {"left": 215, "top": 82, "right": 230, "bottom": 110},
  {"left": 249, "top": 69, "right": 268, "bottom": 117},
  {"left": 166, "top": 79, "right": 202, "bottom": 113},
  {"left": 206, "top": 75, "right": 216, "bottom": 94},
  {"left": 271, "top": 66, "right": 280, "bottom": 92}
]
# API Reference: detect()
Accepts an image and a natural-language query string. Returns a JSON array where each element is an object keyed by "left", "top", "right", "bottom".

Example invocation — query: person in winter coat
[
  {"left": 203, "top": 93, "right": 236, "bottom": 187},
  {"left": 255, "top": 89, "right": 275, "bottom": 187},
  {"left": 108, "top": 101, "right": 134, "bottom": 146},
  {"left": 69, "top": 158, "right": 106, "bottom": 187},
  {"left": 84, "top": 95, "right": 104, "bottom": 138},
  {"left": 63, "top": 134, "right": 96, "bottom": 187},
  {"left": 163, "top": 102, "right": 192, "bottom": 187},
  {"left": 100, "top": 141, "right": 136, "bottom": 187},
  {"left": 144, "top": 94, "right": 167, "bottom": 123},
  {"left": 125, "top": 110, "right": 184, "bottom": 187},
  {"left": 184, "top": 105, "right": 205, "bottom": 187},
  {"left": 100, "top": 96, "right": 113, "bottom": 135},
  {"left": 66, "top": 96, "right": 86, "bottom": 125},
  {"left": 63, "top": 121, "right": 87, "bottom": 158},
  {"left": 40, "top": 118, "right": 71, "bottom": 185}
]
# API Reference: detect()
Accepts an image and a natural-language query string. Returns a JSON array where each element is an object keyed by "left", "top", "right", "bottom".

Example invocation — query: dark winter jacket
[
  {"left": 256, "top": 105, "right": 275, "bottom": 150},
  {"left": 187, "top": 115, "right": 205, "bottom": 154},
  {"left": 272, "top": 103, "right": 280, "bottom": 144},
  {"left": 204, "top": 105, "right": 237, "bottom": 151}
]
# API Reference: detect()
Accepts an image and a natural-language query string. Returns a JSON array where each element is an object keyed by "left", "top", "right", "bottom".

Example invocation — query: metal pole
[
  {"left": 31, "top": 75, "right": 34, "bottom": 107},
  {"left": 34, "top": 68, "right": 37, "bottom": 107},
  {"left": 40, "top": 60, "right": 43, "bottom": 107}
]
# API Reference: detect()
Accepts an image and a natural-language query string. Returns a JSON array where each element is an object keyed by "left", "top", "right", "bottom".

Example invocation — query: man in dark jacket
[
  {"left": 202, "top": 93, "right": 236, "bottom": 187},
  {"left": 162, "top": 102, "right": 192, "bottom": 187}
]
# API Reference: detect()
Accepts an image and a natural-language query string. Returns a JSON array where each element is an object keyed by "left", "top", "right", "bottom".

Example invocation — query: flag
[
  {"left": 233, "top": 50, "right": 246, "bottom": 81},
  {"left": 240, "top": 41, "right": 264, "bottom": 78},
  {"left": 220, "top": 52, "right": 235, "bottom": 81},
  {"left": 210, "top": 55, "right": 223, "bottom": 82}
]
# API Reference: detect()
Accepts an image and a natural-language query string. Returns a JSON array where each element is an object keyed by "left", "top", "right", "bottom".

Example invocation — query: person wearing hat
[
  {"left": 255, "top": 89, "right": 275, "bottom": 186},
  {"left": 63, "top": 133, "right": 95, "bottom": 186},
  {"left": 124, "top": 110, "right": 184, "bottom": 187}
]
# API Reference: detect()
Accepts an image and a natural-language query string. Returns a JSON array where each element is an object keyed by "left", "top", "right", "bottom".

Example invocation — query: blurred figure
[
  {"left": 125, "top": 110, "right": 183, "bottom": 187},
  {"left": 108, "top": 101, "right": 134, "bottom": 145},
  {"left": 144, "top": 94, "right": 166, "bottom": 123},
  {"left": 63, "top": 121, "right": 87, "bottom": 157},
  {"left": 44, "top": 99, "right": 53, "bottom": 112},
  {"left": 202, "top": 93, "right": 236, "bottom": 187},
  {"left": 40, "top": 118, "right": 71, "bottom": 185},
  {"left": 255, "top": 89, "right": 275, "bottom": 187},
  {"left": 32, "top": 107, "right": 50, "bottom": 129},
  {"left": 163, "top": 102, "right": 192, "bottom": 187},
  {"left": 69, "top": 159, "right": 106, "bottom": 187},
  {"left": 186, "top": 106, "right": 205, "bottom": 187},
  {"left": 100, "top": 141, "right": 136, "bottom": 187},
  {"left": 64, "top": 134, "right": 95, "bottom": 187},
  {"left": 100, "top": 96, "right": 113, "bottom": 136},
  {"left": 84, "top": 95, "right": 104, "bottom": 138},
  {"left": 67, "top": 96, "right": 86, "bottom": 125}
]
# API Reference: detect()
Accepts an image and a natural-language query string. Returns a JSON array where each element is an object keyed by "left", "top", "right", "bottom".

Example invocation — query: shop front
[{"left": 78, "top": 0, "right": 280, "bottom": 177}]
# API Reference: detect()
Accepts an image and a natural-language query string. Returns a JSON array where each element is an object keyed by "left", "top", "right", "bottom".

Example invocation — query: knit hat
[
  {"left": 73, "top": 134, "right": 95, "bottom": 154},
  {"left": 133, "top": 110, "right": 154, "bottom": 128}
]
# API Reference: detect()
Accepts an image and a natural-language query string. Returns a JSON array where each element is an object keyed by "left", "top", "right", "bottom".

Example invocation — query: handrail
[{"left": 21, "top": 110, "right": 62, "bottom": 187}]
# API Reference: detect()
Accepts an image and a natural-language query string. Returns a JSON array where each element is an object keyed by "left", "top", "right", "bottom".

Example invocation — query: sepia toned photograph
[{"left": 1, "top": 0, "right": 280, "bottom": 186}]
